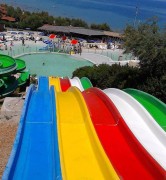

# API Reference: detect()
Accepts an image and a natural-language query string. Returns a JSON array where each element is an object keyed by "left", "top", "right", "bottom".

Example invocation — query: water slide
[
  {"left": 15, "top": 58, "right": 29, "bottom": 86},
  {"left": 0, "top": 54, "right": 17, "bottom": 96},
  {"left": 60, "top": 77, "right": 71, "bottom": 92},
  {"left": 17, "top": 70, "right": 29, "bottom": 86},
  {"left": 82, "top": 87, "right": 165, "bottom": 179},
  {"left": 55, "top": 86, "right": 119, "bottom": 179},
  {"left": 50, "top": 77, "right": 92, "bottom": 92},
  {"left": 0, "top": 78, "right": 4, "bottom": 89},
  {"left": 80, "top": 77, "right": 93, "bottom": 90},
  {"left": 0, "top": 76, "right": 18, "bottom": 98},
  {"left": 0, "top": 55, "right": 29, "bottom": 97},
  {"left": 49, "top": 76, "right": 62, "bottom": 92},
  {"left": 15, "top": 58, "right": 26, "bottom": 72},
  {"left": 3, "top": 75, "right": 166, "bottom": 179},
  {"left": 104, "top": 88, "right": 166, "bottom": 171},
  {"left": 0, "top": 54, "right": 17, "bottom": 76},
  {"left": 69, "top": 77, "right": 84, "bottom": 91},
  {"left": 2, "top": 77, "right": 61, "bottom": 180},
  {"left": 124, "top": 88, "right": 166, "bottom": 131}
]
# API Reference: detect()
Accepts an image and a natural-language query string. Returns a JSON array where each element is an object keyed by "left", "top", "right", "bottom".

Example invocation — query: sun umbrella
[
  {"left": 71, "top": 39, "right": 78, "bottom": 45},
  {"left": 49, "top": 34, "right": 56, "bottom": 39}
]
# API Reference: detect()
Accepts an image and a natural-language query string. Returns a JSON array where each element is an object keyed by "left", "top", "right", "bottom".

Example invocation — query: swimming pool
[{"left": 18, "top": 53, "right": 93, "bottom": 77}]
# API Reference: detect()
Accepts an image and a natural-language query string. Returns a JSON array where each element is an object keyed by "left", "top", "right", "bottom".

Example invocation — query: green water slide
[
  {"left": 80, "top": 77, "right": 93, "bottom": 90},
  {"left": 0, "top": 76, "right": 18, "bottom": 98},
  {"left": 0, "top": 54, "right": 17, "bottom": 76},
  {"left": 15, "top": 58, "right": 26, "bottom": 72},
  {"left": 17, "top": 70, "right": 29, "bottom": 86},
  {"left": 0, "top": 79, "right": 4, "bottom": 88},
  {"left": 124, "top": 88, "right": 166, "bottom": 131},
  {"left": 0, "top": 54, "right": 17, "bottom": 97},
  {"left": 15, "top": 58, "right": 29, "bottom": 86},
  {"left": 0, "top": 55, "right": 29, "bottom": 97}
]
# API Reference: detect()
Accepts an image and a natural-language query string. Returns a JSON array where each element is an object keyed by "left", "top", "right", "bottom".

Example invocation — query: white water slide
[
  {"left": 104, "top": 88, "right": 166, "bottom": 170},
  {"left": 69, "top": 77, "right": 84, "bottom": 91}
]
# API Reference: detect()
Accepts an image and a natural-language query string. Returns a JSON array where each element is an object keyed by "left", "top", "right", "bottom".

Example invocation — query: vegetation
[
  {"left": 55, "top": 17, "right": 88, "bottom": 28},
  {"left": 123, "top": 18, "right": 166, "bottom": 102},
  {"left": 1, "top": 4, "right": 110, "bottom": 31},
  {"left": 73, "top": 64, "right": 140, "bottom": 89},
  {"left": 123, "top": 18, "right": 166, "bottom": 77},
  {"left": 90, "top": 23, "right": 111, "bottom": 31},
  {"left": 73, "top": 19, "right": 166, "bottom": 103}
]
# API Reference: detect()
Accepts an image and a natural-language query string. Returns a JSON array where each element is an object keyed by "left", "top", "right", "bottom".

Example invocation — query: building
[
  {"left": 38, "top": 24, "right": 122, "bottom": 41},
  {"left": 0, "top": 4, "right": 16, "bottom": 22}
]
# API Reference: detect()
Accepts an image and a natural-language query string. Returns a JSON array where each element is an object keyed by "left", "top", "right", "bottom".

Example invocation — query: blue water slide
[{"left": 2, "top": 77, "right": 61, "bottom": 180}]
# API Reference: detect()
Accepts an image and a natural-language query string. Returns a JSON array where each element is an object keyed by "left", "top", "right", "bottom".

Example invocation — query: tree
[
  {"left": 137, "top": 76, "right": 166, "bottom": 103},
  {"left": 73, "top": 64, "right": 140, "bottom": 90},
  {"left": 122, "top": 18, "right": 166, "bottom": 102},
  {"left": 123, "top": 18, "right": 166, "bottom": 78},
  {"left": 90, "top": 23, "right": 111, "bottom": 31}
]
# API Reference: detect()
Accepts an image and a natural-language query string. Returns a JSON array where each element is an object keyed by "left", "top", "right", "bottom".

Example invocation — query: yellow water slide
[
  {"left": 55, "top": 87, "right": 119, "bottom": 179},
  {"left": 49, "top": 76, "right": 61, "bottom": 92}
]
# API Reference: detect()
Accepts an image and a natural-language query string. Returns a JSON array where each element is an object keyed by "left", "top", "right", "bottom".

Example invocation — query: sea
[{"left": 1, "top": 0, "right": 166, "bottom": 31}]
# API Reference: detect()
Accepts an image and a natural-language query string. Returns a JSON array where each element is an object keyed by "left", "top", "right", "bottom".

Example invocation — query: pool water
[{"left": 19, "top": 53, "right": 93, "bottom": 77}]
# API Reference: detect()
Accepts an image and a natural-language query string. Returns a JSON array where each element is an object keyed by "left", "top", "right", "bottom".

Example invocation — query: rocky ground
[{"left": 0, "top": 97, "right": 23, "bottom": 178}]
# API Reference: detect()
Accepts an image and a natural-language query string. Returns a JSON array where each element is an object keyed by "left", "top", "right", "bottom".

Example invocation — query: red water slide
[
  {"left": 82, "top": 87, "right": 165, "bottom": 180},
  {"left": 60, "top": 78, "right": 71, "bottom": 92}
]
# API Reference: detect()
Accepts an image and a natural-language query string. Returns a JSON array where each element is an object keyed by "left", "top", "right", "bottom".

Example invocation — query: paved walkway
[
  {"left": 72, "top": 53, "right": 113, "bottom": 65},
  {"left": 72, "top": 52, "right": 139, "bottom": 66}
]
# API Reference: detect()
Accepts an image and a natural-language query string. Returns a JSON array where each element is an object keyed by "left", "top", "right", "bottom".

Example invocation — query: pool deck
[
  {"left": 72, "top": 52, "right": 112, "bottom": 65},
  {"left": 72, "top": 52, "right": 139, "bottom": 66},
  {"left": 0, "top": 38, "right": 139, "bottom": 66}
]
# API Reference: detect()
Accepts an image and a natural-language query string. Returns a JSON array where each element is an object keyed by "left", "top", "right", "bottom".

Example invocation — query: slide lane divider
[
  {"left": 104, "top": 88, "right": 166, "bottom": 171},
  {"left": 83, "top": 87, "right": 165, "bottom": 179},
  {"left": 124, "top": 88, "right": 166, "bottom": 131},
  {"left": 55, "top": 87, "right": 119, "bottom": 179},
  {"left": 50, "top": 86, "right": 62, "bottom": 179}
]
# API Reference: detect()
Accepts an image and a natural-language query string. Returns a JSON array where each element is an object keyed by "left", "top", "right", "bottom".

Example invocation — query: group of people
[{"left": 70, "top": 43, "right": 82, "bottom": 55}]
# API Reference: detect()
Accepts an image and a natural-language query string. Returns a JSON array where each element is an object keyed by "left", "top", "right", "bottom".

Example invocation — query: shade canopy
[
  {"left": 49, "top": 34, "right": 56, "bottom": 39},
  {"left": 71, "top": 39, "right": 78, "bottom": 45}
]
